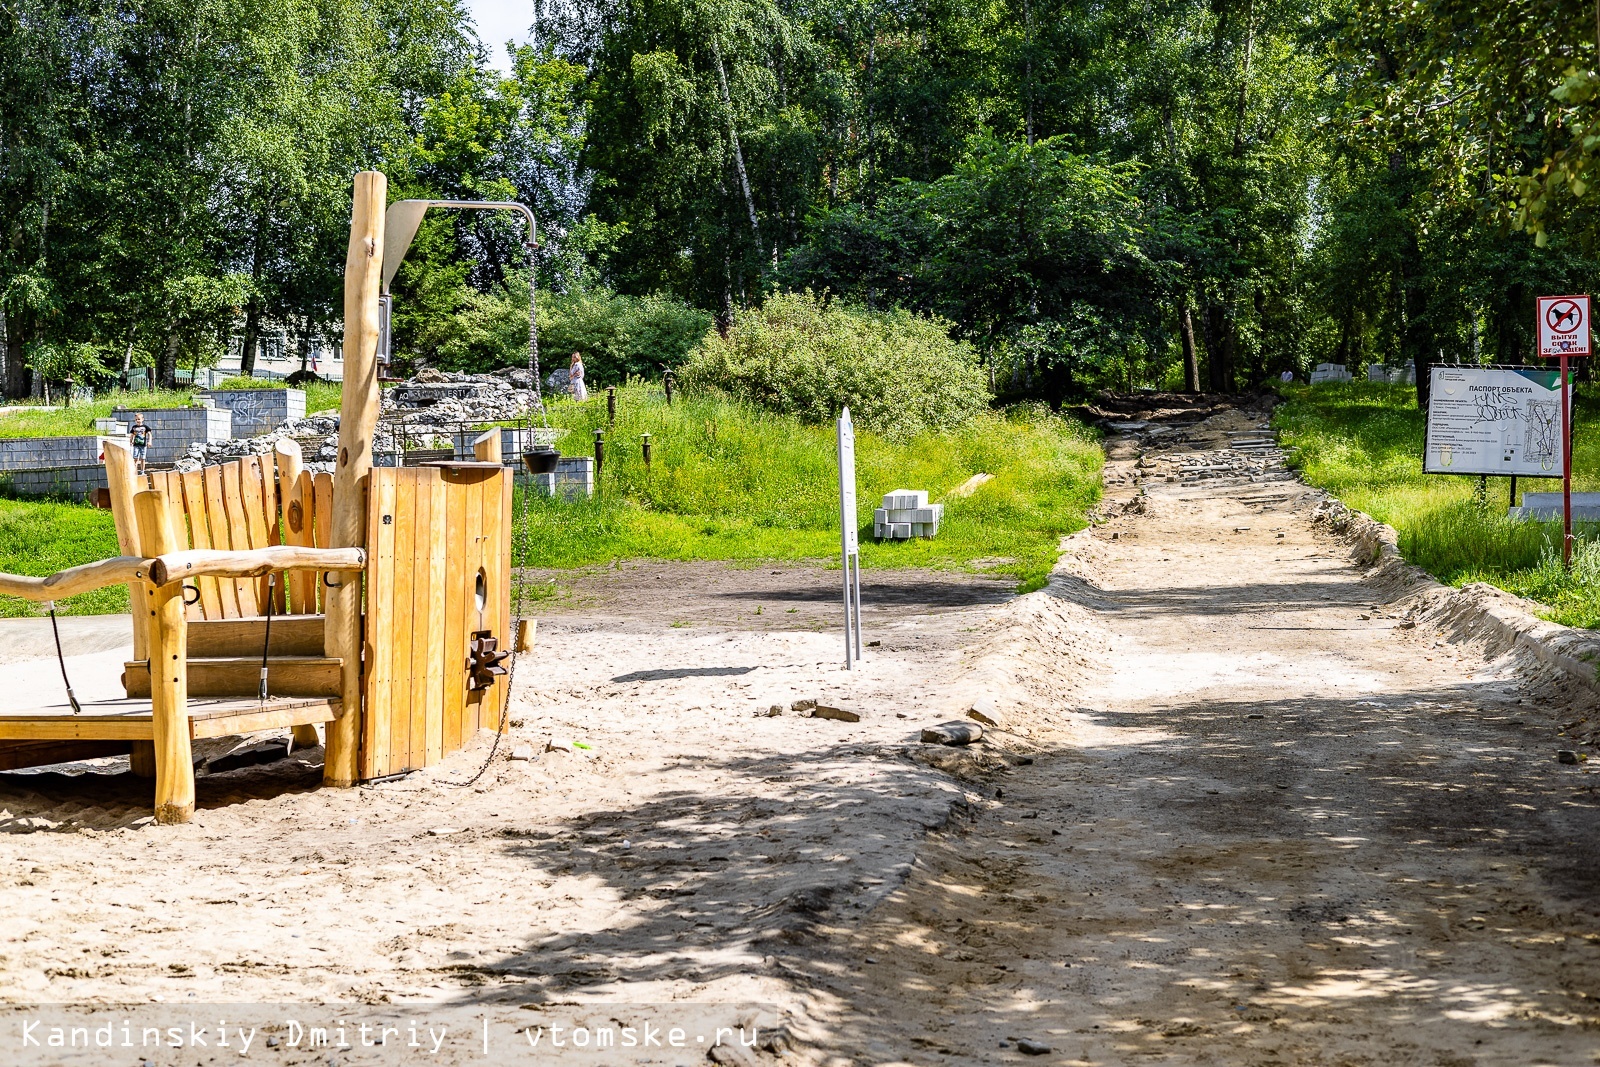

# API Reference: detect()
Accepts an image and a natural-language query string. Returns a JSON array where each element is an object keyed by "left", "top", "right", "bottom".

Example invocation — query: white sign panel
[
  {"left": 1538, "top": 295, "right": 1591, "bottom": 357},
  {"left": 837, "top": 409, "right": 858, "bottom": 552},
  {"left": 1424, "top": 366, "right": 1566, "bottom": 476}
]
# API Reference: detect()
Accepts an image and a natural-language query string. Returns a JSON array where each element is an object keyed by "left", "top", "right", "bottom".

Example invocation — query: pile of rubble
[{"left": 175, "top": 368, "right": 547, "bottom": 473}]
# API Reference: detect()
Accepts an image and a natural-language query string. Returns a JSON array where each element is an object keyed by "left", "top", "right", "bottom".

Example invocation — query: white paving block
[{"left": 881, "top": 489, "right": 928, "bottom": 510}]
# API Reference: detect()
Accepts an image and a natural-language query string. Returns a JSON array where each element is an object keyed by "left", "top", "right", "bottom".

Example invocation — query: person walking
[
  {"left": 127, "top": 413, "right": 154, "bottom": 474},
  {"left": 568, "top": 352, "right": 588, "bottom": 402}
]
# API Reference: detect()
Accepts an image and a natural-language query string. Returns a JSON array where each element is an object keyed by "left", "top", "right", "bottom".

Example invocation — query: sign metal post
[
  {"left": 1536, "top": 295, "right": 1591, "bottom": 569},
  {"left": 837, "top": 408, "right": 863, "bottom": 668}
]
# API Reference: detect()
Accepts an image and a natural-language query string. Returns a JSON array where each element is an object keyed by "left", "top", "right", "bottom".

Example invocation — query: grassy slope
[
  {"left": 521, "top": 386, "right": 1102, "bottom": 593},
  {"left": 1274, "top": 381, "right": 1600, "bottom": 628}
]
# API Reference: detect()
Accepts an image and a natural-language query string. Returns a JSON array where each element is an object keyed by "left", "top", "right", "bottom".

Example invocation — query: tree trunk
[
  {"left": 712, "top": 40, "right": 762, "bottom": 264},
  {"left": 1, "top": 310, "right": 28, "bottom": 401},
  {"left": 1204, "top": 303, "right": 1234, "bottom": 393},
  {"left": 1179, "top": 295, "right": 1200, "bottom": 393},
  {"left": 158, "top": 329, "right": 181, "bottom": 389},
  {"left": 240, "top": 298, "right": 262, "bottom": 378}
]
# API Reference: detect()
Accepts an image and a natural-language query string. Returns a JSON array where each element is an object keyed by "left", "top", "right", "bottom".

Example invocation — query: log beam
[{"left": 133, "top": 489, "right": 195, "bottom": 825}]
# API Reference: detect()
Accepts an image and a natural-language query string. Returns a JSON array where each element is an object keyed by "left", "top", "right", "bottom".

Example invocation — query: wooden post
[
  {"left": 134, "top": 489, "right": 194, "bottom": 824},
  {"left": 607, "top": 385, "right": 616, "bottom": 426},
  {"left": 473, "top": 428, "right": 502, "bottom": 464},
  {"left": 324, "top": 170, "right": 387, "bottom": 787},
  {"left": 104, "top": 439, "right": 147, "bottom": 664}
]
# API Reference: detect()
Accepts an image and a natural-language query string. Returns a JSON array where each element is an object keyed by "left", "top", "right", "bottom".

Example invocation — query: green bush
[
  {"left": 679, "top": 291, "right": 989, "bottom": 437},
  {"left": 403, "top": 276, "right": 711, "bottom": 384}
]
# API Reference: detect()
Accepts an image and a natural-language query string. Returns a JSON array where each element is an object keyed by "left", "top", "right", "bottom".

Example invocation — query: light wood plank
[
  {"left": 283, "top": 470, "right": 317, "bottom": 614},
  {"left": 362, "top": 468, "right": 398, "bottom": 778},
  {"left": 202, "top": 464, "right": 242, "bottom": 618},
  {"left": 124, "top": 656, "right": 342, "bottom": 700},
  {"left": 220, "top": 462, "right": 259, "bottom": 615},
  {"left": 423, "top": 473, "right": 447, "bottom": 766},
  {"left": 103, "top": 440, "right": 148, "bottom": 661},
  {"left": 0, "top": 740, "right": 133, "bottom": 771},
  {"left": 188, "top": 700, "right": 336, "bottom": 740},
  {"left": 180, "top": 469, "right": 224, "bottom": 619},
  {"left": 238, "top": 455, "right": 273, "bottom": 610},
  {"left": 389, "top": 469, "right": 417, "bottom": 773},
  {"left": 441, "top": 469, "right": 469, "bottom": 755},
  {"left": 188, "top": 615, "right": 325, "bottom": 657},
  {"left": 313, "top": 470, "right": 335, "bottom": 615}
]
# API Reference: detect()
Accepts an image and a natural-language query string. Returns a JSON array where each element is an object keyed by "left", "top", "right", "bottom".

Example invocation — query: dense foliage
[
  {"left": 7, "top": 0, "right": 1600, "bottom": 403},
  {"left": 680, "top": 293, "right": 988, "bottom": 437}
]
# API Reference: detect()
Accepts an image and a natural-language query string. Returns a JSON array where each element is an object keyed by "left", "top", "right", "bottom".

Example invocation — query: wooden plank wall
[
  {"left": 361, "top": 464, "right": 511, "bottom": 779},
  {"left": 117, "top": 446, "right": 330, "bottom": 621}
]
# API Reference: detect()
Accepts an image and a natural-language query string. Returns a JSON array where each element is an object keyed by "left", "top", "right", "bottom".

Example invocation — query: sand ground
[{"left": 2, "top": 404, "right": 1598, "bottom": 1066}]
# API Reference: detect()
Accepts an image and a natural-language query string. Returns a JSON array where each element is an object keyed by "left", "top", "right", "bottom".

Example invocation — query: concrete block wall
[
  {"left": 515, "top": 457, "right": 594, "bottom": 501},
  {"left": 1, "top": 463, "right": 109, "bottom": 501},
  {"left": 0, "top": 436, "right": 111, "bottom": 472},
  {"left": 197, "top": 388, "right": 305, "bottom": 436},
  {"left": 110, "top": 406, "right": 233, "bottom": 464}
]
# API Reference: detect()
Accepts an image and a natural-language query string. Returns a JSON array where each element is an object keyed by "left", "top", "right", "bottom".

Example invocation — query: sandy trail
[{"left": 819, "top": 406, "right": 1600, "bottom": 1066}]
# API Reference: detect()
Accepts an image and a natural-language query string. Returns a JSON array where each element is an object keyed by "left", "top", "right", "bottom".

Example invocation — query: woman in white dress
[{"left": 568, "top": 352, "right": 588, "bottom": 402}]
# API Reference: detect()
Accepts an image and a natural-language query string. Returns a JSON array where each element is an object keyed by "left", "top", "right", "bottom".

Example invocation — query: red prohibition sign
[{"left": 1547, "top": 298, "right": 1585, "bottom": 333}]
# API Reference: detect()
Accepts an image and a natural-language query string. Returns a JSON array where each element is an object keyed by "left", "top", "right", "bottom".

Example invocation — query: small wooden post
[
  {"left": 325, "top": 170, "right": 387, "bottom": 787},
  {"left": 134, "top": 489, "right": 194, "bottom": 824},
  {"left": 103, "top": 439, "right": 148, "bottom": 663},
  {"left": 641, "top": 432, "right": 652, "bottom": 469},
  {"left": 663, "top": 371, "right": 674, "bottom": 406},
  {"left": 473, "top": 428, "right": 502, "bottom": 464},
  {"left": 607, "top": 385, "right": 616, "bottom": 426},
  {"left": 593, "top": 429, "right": 604, "bottom": 476}
]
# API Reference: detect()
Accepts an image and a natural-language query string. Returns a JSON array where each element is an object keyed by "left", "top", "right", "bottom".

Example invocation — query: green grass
[
  {"left": 0, "top": 498, "right": 126, "bottom": 616},
  {"left": 0, "top": 381, "right": 342, "bottom": 439},
  {"left": 1274, "top": 381, "right": 1600, "bottom": 627},
  {"left": 516, "top": 386, "right": 1103, "bottom": 593}
]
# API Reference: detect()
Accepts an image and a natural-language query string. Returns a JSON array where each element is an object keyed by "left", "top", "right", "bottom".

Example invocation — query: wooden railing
[{"left": 0, "top": 545, "right": 364, "bottom": 603}]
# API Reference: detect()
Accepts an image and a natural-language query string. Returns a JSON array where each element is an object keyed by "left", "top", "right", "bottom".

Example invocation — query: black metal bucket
[{"left": 521, "top": 446, "right": 560, "bottom": 475}]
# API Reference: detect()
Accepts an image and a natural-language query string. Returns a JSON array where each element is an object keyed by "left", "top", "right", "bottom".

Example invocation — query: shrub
[{"left": 679, "top": 291, "right": 989, "bottom": 437}]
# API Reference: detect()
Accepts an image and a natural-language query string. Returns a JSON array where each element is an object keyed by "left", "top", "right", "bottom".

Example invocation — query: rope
[{"left": 46, "top": 601, "right": 83, "bottom": 715}]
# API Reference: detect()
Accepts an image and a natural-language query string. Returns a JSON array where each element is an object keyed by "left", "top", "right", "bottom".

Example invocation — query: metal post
[
  {"left": 607, "top": 385, "right": 616, "bottom": 426},
  {"left": 594, "top": 429, "right": 605, "bottom": 477},
  {"left": 1509, "top": 474, "right": 1518, "bottom": 512},
  {"left": 664, "top": 371, "right": 674, "bottom": 406},
  {"left": 641, "top": 432, "right": 652, "bottom": 468},
  {"left": 1563, "top": 352, "right": 1573, "bottom": 569},
  {"left": 837, "top": 408, "right": 862, "bottom": 668}
]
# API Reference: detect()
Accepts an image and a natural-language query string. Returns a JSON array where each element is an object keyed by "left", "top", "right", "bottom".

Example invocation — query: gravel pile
[{"left": 174, "top": 369, "right": 547, "bottom": 473}]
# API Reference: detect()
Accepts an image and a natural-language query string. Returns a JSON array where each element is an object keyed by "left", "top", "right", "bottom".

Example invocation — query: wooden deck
[{"left": 0, "top": 696, "right": 338, "bottom": 744}]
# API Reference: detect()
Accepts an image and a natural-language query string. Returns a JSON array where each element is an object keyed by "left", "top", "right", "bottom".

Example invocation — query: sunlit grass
[
  {"left": 0, "top": 499, "right": 125, "bottom": 617},
  {"left": 515, "top": 386, "right": 1103, "bottom": 593},
  {"left": 1275, "top": 381, "right": 1600, "bottom": 627}
]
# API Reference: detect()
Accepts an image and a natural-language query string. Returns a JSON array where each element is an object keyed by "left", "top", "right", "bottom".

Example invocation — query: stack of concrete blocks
[
  {"left": 93, "top": 419, "right": 128, "bottom": 435},
  {"left": 197, "top": 388, "right": 305, "bottom": 436},
  {"left": 1309, "top": 363, "right": 1353, "bottom": 385},
  {"left": 0, "top": 436, "right": 117, "bottom": 499},
  {"left": 110, "top": 405, "right": 233, "bottom": 466},
  {"left": 1363, "top": 362, "right": 1418, "bottom": 385},
  {"left": 874, "top": 489, "right": 943, "bottom": 540},
  {"left": 514, "top": 456, "right": 595, "bottom": 501}
]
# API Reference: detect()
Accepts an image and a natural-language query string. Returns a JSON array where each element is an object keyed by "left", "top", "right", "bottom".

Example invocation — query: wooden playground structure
[{"left": 0, "top": 172, "right": 515, "bottom": 822}]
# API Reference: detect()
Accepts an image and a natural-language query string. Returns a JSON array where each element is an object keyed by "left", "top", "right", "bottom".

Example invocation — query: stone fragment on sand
[
  {"left": 766, "top": 705, "right": 784, "bottom": 717},
  {"left": 508, "top": 745, "right": 535, "bottom": 761},
  {"left": 1559, "top": 750, "right": 1580, "bottom": 764},
  {"left": 921, "top": 721, "right": 983, "bottom": 745},
  {"left": 1016, "top": 1038, "right": 1052, "bottom": 1055},
  {"left": 791, "top": 699, "right": 817, "bottom": 712},
  {"left": 811, "top": 705, "right": 860, "bottom": 722},
  {"left": 967, "top": 697, "right": 1006, "bottom": 729},
  {"left": 547, "top": 737, "right": 575, "bottom": 753}
]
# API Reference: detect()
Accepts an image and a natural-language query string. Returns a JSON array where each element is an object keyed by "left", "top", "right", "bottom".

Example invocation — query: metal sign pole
[
  {"left": 838, "top": 408, "right": 862, "bottom": 669},
  {"left": 1563, "top": 352, "right": 1573, "bottom": 568}
]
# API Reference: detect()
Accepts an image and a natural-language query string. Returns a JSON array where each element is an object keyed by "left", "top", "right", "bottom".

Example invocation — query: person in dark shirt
[{"left": 128, "top": 413, "right": 154, "bottom": 473}]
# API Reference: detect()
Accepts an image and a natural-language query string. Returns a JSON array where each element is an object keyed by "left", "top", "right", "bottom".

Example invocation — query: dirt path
[{"left": 814, "top": 405, "right": 1600, "bottom": 1066}]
